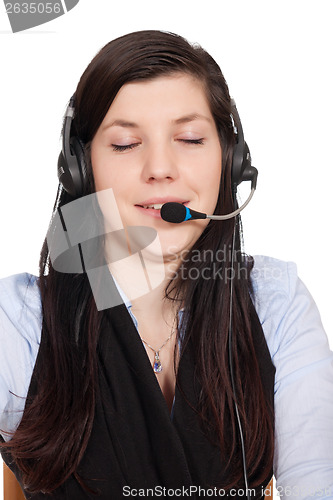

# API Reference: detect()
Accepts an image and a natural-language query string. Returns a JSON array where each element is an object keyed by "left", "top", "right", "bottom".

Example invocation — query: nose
[{"left": 141, "top": 141, "right": 179, "bottom": 183}]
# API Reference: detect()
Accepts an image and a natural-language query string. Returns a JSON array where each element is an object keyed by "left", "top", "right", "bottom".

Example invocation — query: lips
[
  {"left": 135, "top": 197, "right": 189, "bottom": 209},
  {"left": 134, "top": 198, "right": 189, "bottom": 219}
]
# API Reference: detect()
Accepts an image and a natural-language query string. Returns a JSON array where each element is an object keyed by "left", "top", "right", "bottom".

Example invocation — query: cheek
[{"left": 197, "top": 147, "right": 222, "bottom": 197}]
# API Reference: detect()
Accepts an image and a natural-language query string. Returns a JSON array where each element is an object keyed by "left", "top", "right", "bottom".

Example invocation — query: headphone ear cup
[
  {"left": 70, "top": 137, "right": 87, "bottom": 196},
  {"left": 58, "top": 137, "right": 87, "bottom": 197},
  {"left": 231, "top": 139, "right": 243, "bottom": 187},
  {"left": 231, "top": 141, "right": 252, "bottom": 187}
]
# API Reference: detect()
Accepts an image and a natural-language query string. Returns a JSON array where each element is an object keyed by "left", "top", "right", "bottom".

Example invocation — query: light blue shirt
[{"left": 0, "top": 256, "right": 333, "bottom": 498}]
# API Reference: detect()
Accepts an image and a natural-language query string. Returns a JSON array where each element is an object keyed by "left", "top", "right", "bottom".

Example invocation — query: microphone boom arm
[{"left": 207, "top": 187, "right": 255, "bottom": 220}]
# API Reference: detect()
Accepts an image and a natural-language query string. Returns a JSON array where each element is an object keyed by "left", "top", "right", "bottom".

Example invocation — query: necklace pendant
[{"left": 153, "top": 353, "right": 162, "bottom": 373}]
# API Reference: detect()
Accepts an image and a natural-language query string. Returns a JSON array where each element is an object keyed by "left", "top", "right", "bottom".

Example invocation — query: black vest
[{"left": 1, "top": 300, "right": 275, "bottom": 499}]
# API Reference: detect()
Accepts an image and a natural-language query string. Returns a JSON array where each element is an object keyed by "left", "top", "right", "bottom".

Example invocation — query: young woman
[{"left": 1, "top": 30, "right": 332, "bottom": 499}]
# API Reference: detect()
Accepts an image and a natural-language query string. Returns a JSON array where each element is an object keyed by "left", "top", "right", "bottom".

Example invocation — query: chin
[{"left": 159, "top": 230, "right": 201, "bottom": 263}]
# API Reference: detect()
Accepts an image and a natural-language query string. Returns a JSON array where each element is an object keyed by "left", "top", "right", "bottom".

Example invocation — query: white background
[{"left": 0, "top": 1, "right": 332, "bottom": 497}]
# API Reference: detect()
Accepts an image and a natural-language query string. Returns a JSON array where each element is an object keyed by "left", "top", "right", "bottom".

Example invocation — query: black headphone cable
[{"left": 228, "top": 201, "right": 251, "bottom": 500}]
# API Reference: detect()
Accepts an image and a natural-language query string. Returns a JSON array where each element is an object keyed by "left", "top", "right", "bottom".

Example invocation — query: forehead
[{"left": 100, "top": 74, "right": 213, "bottom": 127}]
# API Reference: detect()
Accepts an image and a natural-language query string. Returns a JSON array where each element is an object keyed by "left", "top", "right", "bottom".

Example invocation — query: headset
[{"left": 57, "top": 95, "right": 256, "bottom": 499}]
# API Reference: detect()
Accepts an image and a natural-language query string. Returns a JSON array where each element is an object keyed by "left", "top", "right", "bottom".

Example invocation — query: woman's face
[{"left": 90, "top": 74, "right": 222, "bottom": 264}]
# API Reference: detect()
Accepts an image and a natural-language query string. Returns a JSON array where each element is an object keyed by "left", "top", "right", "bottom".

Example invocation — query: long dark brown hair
[{"left": 1, "top": 30, "right": 274, "bottom": 493}]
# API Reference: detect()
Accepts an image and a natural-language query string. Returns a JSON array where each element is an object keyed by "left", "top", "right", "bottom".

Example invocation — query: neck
[{"left": 108, "top": 254, "right": 182, "bottom": 322}]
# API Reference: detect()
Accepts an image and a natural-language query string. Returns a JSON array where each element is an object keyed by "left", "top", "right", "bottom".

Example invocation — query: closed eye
[
  {"left": 179, "top": 138, "right": 204, "bottom": 145},
  {"left": 112, "top": 143, "right": 140, "bottom": 152}
]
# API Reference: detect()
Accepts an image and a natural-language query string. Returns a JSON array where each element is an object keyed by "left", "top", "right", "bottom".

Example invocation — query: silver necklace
[{"left": 140, "top": 325, "right": 177, "bottom": 374}]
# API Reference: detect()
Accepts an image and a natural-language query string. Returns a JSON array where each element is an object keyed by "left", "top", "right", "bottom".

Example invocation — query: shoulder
[
  {"left": 0, "top": 273, "right": 42, "bottom": 441},
  {"left": 0, "top": 272, "right": 42, "bottom": 347},
  {"left": 250, "top": 255, "right": 298, "bottom": 338},
  {"left": 251, "top": 254, "right": 297, "bottom": 302},
  {"left": 250, "top": 255, "right": 330, "bottom": 364}
]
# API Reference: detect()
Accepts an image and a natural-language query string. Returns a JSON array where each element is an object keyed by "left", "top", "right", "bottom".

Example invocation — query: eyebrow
[
  {"left": 103, "top": 119, "right": 138, "bottom": 130},
  {"left": 102, "top": 113, "right": 212, "bottom": 131},
  {"left": 173, "top": 113, "right": 213, "bottom": 125}
]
